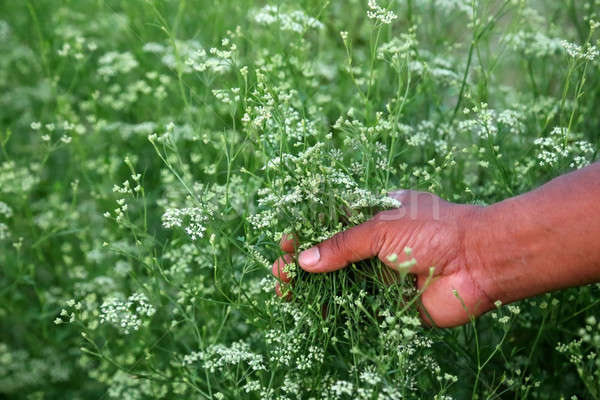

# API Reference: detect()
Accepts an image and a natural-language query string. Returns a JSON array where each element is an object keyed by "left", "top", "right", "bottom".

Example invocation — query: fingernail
[{"left": 299, "top": 247, "right": 320, "bottom": 269}]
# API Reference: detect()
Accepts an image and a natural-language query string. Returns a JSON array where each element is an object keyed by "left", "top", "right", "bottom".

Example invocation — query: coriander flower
[
  {"left": 99, "top": 292, "right": 156, "bottom": 334},
  {"left": 254, "top": 5, "right": 324, "bottom": 33},
  {"left": 561, "top": 40, "right": 599, "bottom": 61},
  {"left": 367, "top": 0, "right": 398, "bottom": 25},
  {"left": 162, "top": 207, "right": 212, "bottom": 240}
]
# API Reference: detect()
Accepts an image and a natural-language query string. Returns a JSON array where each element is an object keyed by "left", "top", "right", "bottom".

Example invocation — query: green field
[{"left": 1, "top": 0, "right": 599, "bottom": 398}]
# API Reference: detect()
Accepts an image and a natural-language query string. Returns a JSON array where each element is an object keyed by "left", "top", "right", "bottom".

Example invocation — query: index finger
[{"left": 280, "top": 233, "right": 299, "bottom": 253}]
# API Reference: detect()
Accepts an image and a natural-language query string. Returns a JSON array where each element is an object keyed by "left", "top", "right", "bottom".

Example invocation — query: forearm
[{"left": 469, "top": 163, "right": 600, "bottom": 305}]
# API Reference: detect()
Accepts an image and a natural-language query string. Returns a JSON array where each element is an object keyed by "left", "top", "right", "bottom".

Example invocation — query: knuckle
[
  {"left": 374, "top": 209, "right": 404, "bottom": 222},
  {"left": 329, "top": 230, "right": 349, "bottom": 254},
  {"left": 371, "top": 219, "right": 389, "bottom": 256},
  {"left": 388, "top": 189, "right": 407, "bottom": 201},
  {"left": 388, "top": 189, "right": 413, "bottom": 203}
]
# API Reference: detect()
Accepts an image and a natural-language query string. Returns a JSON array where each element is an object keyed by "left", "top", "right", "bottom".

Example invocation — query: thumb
[{"left": 298, "top": 219, "right": 381, "bottom": 273}]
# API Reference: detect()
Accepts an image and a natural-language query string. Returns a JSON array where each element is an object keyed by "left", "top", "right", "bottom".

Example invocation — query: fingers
[
  {"left": 274, "top": 282, "right": 292, "bottom": 300},
  {"left": 272, "top": 253, "right": 294, "bottom": 283},
  {"left": 273, "top": 236, "right": 297, "bottom": 299},
  {"left": 272, "top": 254, "right": 294, "bottom": 300},
  {"left": 279, "top": 233, "right": 298, "bottom": 253},
  {"left": 297, "top": 219, "right": 382, "bottom": 273},
  {"left": 275, "top": 282, "right": 283, "bottom": 297}
]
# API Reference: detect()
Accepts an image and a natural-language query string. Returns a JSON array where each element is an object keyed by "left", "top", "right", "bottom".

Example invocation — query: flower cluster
[
  {"left": 99, "top": 293, "right": 156, "bottom": 334},
  {"left": 504, "top": 31, "right": 563, "bottom": 58},
  {"left": 0, "top": 161, "right": 40, "bottom": 195},
  {"left": 533, "top": 127, "right": 595, "bottom": 169},
  {"left": 249, "top": 140, "right": 402, "bottom": 247},
  {"left": 162, "top": 207, "right": 213, "bottom": 240},
  {"left": 367, "top": 0, "right": 398, "bottom": 25},
  {"left": 459, "top": 103, "right": 525, "bottom": 139},
  {"left": 561, "top": 40, "right": 599, "bottom": 61},
  {"left": 182, "top": 34, "right": 239, "bottom": 74},
  {"left": 556, "top": 315, "right": 600, "bottom": 396},
  {"left": 183, "top": 341, "right": 265, "bottom": 373},
  {"left": 97, "top": 51, "right": 139, "bottom": 79},
  {"left": 254, "top": 5, "right": 324, "bottom": 33}
]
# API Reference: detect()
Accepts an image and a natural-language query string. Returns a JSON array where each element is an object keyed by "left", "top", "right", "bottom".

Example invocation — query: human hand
[{"left": 272, "top": 190, "right": 495, "bottom": 328}]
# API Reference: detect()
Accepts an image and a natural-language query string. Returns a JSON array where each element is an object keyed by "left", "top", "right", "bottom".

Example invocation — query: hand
[{"left": 272, "top": 190, "right": 495, "bottom": 328}]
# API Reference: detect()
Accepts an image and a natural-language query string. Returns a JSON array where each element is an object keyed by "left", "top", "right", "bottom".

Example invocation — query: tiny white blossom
[{"left": 367, "top": 0, "right": 398, "bottom": 25}]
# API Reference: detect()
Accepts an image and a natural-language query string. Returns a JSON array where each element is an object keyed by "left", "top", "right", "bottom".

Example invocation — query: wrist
[
  {"left": 463, "top": 199, "right": 537, "bottom": 308},
  {"left": 465, "top": 196, "right": 548, "bottom": 307},
  {"left": 464, "top": 164, "right": 600, "bottom": 311},
  {"left": 461, "top": 205, "right": 502, "bottom": 311}
]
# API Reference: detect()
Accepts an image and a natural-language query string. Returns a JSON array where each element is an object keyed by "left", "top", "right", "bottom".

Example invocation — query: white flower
[
  {"left": 60, "top": 135, "right": 72, "bottom": 144},
  {"left": 99, "top": 292, "right": 156, "bottom": 334},
  {"left": 254, "top": 5, "right": 324, "bottom": 33},
  {"left": 98, "top": 51, "right": 139, "bottom": 79},
  {"left": 0, "top": 222, "right": 10, "bottom": 240},
  {"left": 162, "top": 207, "right": 212, "bottom": 240},
  {"left": 182, "top": 341, "right": 265, "bottom": 372},
  {"left": 0, "top": 201, "right": 13, "bottom": 218},
  {"left": 561, "top": 40, "right": 599, "bottom": 61},
  {"left": 367, "top": 0, "right": 398, "bottom": 25},
  {"left": 57, "top": 43, "right": 71, "bottom": 56}
]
